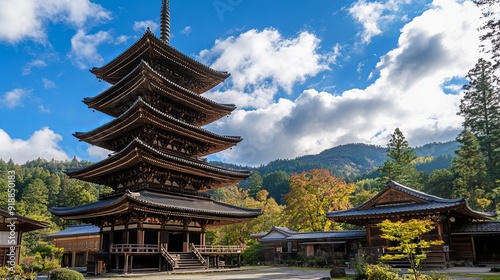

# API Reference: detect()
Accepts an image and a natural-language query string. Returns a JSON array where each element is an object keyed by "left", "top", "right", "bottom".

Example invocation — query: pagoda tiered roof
[
  {"left": 66, "top": 138, "right": 250, "bottom": 191},
  {"left": 50, "top": 189, "right": 262, "bottom": 225},
  {"left": 84, "top": 60, "right": 235, "bottom": 126},
  {"left": 326, "top": 181, "right": 496, "bottom": 225},
  {"left": 90, "top": 30, "right": 230, "bottom": 94},
  {"left": 74, "top": 97, "right": 242, "bottom": 156}
]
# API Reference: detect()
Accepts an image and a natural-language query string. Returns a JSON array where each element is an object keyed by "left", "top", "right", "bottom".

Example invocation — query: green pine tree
[{"left": 379, "top": 128, "right": 422, "bottom": 189}]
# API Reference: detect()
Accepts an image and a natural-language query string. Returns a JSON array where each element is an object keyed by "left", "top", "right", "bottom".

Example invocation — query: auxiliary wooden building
[
  {"left": 0, "top": 210, "right": 48, "bottom": 267},
  {"left": 50, "top": 0, "right": 261, "bottom": 273},
  {"left": 327, "top": 180, "right": 500, "bottom": 268},
  {"left": 252, "top": 226, "right": 366, "bottom": 266},
  {"left": 47, "top": 224, "right": 100, "bottom": 268}
]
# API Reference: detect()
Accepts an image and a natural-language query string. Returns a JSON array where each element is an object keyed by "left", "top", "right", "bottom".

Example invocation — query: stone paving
[{"left": 83, "top": 266, "right": 500, "bottom": 280}]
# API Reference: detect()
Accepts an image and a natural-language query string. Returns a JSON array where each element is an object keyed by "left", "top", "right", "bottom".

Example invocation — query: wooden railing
[
  {"left": 192, "top": 245, "right": 242, "bottom": 254},
  {"left": 190, "top": 243, "right": 208, "bottom": 268},
  {"left": 109, "top": 244, "right": 159, "bottom": 253},
  {"left": 161, "top": 244, "right": 178, "bottom": 269}
]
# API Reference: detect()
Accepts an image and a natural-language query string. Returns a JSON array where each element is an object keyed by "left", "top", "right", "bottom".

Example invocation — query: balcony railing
[
  {"left": 108, "top": 244, "right": 242, "bottom": 254},
  {"left": 192, "top": 245, "right": 242, "bottom": 254},
  {"left": 109, "top": 244, "right": 159, "bottom": 253}
]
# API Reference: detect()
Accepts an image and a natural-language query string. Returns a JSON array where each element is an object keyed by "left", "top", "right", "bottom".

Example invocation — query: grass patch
[{"left": 451, "top": 273, "right": 500, "bottom": 280}]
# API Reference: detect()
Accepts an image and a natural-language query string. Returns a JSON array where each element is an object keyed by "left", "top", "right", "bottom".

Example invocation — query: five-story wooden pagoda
[{"left": 51, "top": 0, "right": 261, "bottom": 273}]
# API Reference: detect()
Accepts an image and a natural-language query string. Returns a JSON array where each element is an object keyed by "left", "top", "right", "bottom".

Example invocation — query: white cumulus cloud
[
  {"left": 199, "top": 28, "right": 335, "bottom": 109},
  {"left": 68, "top": 29, "right": 112, "bottom": 69},
  {"left": 207, "top": 0, "right": 481, "bottom": 166},
  {"left": 0, "top": 127, "right": 70, "bottom": 164},
  {"left": 133, "top": 20, "right": 159, "bottom": 33},
  {"left": 1, "top": 89, "right": 30, "bottom": 109},
  {"left": 0, "top": 0, "right": 111, "bottom": 43},
  {"left": 349, "top": 0, "right": 411, "bottom": 44},
  {"left": 87, "top": 145, "right": 111, "bottom": 160},
  {"left": 22, "top": 59, "right": 48, "bottom": 76},
  {"left": 42, "top": 78, "right": 56, "bottom": 89}
]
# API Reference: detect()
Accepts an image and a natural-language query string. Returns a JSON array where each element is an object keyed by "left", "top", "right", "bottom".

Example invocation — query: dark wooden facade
[
  {"left": 327, "top": 180, "right": 499, "bottom": 268},
  {"left": 253, "top": 226, "right": 366, "bottom": 266},
  {"left": 0, "top": 211, "right": 48, "bottom": 267},
  {"left": 50, "top": 0, "right": 261, "bottom": 274}
]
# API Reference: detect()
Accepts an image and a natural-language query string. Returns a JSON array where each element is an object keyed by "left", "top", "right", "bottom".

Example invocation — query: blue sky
[{"left": 0, "top": 0, "right": 484, "bottom": 166}]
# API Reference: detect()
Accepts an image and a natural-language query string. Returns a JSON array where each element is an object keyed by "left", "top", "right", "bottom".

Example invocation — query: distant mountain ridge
[{"left": 211, "top": 141, "right": 459, "bottom": 179}]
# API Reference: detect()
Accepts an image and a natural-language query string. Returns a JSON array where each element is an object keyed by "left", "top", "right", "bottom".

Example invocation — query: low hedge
[{"left": 49, "top": 268, "right": 84, "bottom": 280}]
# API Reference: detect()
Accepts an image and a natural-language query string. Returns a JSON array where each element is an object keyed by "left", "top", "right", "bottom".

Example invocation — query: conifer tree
[
  {"left": 247, "top": 171, "right": 263, "bottom": 198},
  {"left": 459, "top": 58, "right": 500, "bottom": 200},
  {"left": 379, "top": 128, "right": 422, "bottom": 189},
  {"left": 452, "top": 130, "right": 489, "bottom": 209}
]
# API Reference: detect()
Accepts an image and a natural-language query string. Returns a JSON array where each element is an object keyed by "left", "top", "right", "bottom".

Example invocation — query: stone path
[{"left": 84, "top": 266, "right": 500, "bottom": 280}]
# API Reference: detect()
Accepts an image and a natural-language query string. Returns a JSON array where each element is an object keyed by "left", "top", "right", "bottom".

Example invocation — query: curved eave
[
  {"left": 358, "top": 180, "right": 462, "bottom": 210},
  {"left": 66, "top": 138, "right": 250, "bottom": 186},
  {"left": 50, "top": 191, "right": 262, "bottom": 223},
  {"left": 130, "top": 191, "right": 262, "bottom": 220},
  {"left": 74, "top": 98, "right": 241, "bottom": 156},
  {"left": 90, "top": 30, "right": 229, "bottom": 93},
  {"left": 85, "top": 60, "right": 235, "bottom": 125},
  {"left": 0, "top": 209, "right": 49, "bottom": 232},
  {"left": 327, "top": 201, "right": 495, "bottom": 224}
]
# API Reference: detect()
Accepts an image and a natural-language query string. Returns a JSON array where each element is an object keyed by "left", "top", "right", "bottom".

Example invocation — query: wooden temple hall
[
  {"left": 327, "top": 181, "right": 500, "bottom": 268},
  {"left": 50, "top": 0, "right": 262, "bottom": 274}
]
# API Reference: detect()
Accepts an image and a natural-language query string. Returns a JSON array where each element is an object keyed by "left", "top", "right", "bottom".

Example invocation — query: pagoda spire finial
[{"left": 160, "top": 0, "right": 170, "bottom": 44}]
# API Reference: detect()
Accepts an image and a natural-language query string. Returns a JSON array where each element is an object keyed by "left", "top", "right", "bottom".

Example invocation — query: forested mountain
[
  {"left": 0, "top": 140, "right": 457, "bottom": 222},
  {"left": 212, "top": 141, "right": 458, "bottom": 179}
]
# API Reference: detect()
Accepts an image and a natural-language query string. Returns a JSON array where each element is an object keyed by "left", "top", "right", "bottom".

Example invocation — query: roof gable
[
  {"left": 359, "top": 180, "right": 462, "bottom": 210},
  {"left": 326, "top": 181, "right": 496, "bottom": 224},
  {"left": 259, "top": 226, "right": 296, "bottom": 242}
]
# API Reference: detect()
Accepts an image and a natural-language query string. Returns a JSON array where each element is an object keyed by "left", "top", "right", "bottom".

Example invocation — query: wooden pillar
[
  {"left": 130, "top": 255, "right": 133, "bottom": 273},
  {"left": 115, "top": 255, "right": 119, "bottom": 272},
  {"left": 201, "top": 232, "right": 206, "bottom": 246},
  {"left": 367, "top": 226, "right": 372, "bottom": 247},
  {"left": 71, "top": 251, "right": 76, "bottom": 267},
  {"left": 124, "top": 254, "right": 129, "bottom": 274},
  {"left": 138, "top": 229, "right": 144, "bottom": 245},
  {"left": 183, "top": 232, "right": 189, "bottom": 252},
  {"left": 471, "top": 236, "right": 476, "bottom": 261}
]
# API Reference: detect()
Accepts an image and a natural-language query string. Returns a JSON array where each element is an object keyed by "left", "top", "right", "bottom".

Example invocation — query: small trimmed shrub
[
  {"left": 490, "top": 267, "right": 500, "bottom": 272},
  {"left": 365, "top": 264, "right": 400, "bottom": 280},
  {"left": 49, "top": 268, "right": 84, "bottom": 280},
  {"left": 427, "top": 271, "right": 452, "bottom": 280},
  {"left": 242, "top": 240, "right": 263, "bottom": 266},
  {"left": 351, "top": 253, "right": 369, "bottom": 280}
]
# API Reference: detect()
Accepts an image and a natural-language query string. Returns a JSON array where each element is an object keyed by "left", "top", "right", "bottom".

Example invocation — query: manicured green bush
[
  {"left": 241, "top": 240, "right": 263, "bottom": 266},
  {"left": 49, "top": 268, "right": 84, "bottom": 280},
  {"left": 365, "top": 264, "right": 400, "bottom": 280},
  {"left": 490, "top": 267, "right": 500, "bottom": 272}
]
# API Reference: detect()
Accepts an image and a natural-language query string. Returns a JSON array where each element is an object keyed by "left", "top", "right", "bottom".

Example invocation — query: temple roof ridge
[
  {"left": 351, "top": 180, "right": 463, "bottom": 211},
  {"left": 85, "top": 60, "right": 236, "bottom": 111},
  {"left": 90, "top": 30, "right": 230, "bottom": 90},
  {"left": 75, "top": 96, "right": 242, "bottom": 145},
  {"left": 67, "top": 137, "right": 251, "bottom": 180},
  {"left": 326, "top": 180, "right": 496, "bottom": 223},
  {"left": 50, "top": 189, "right": 262, "bottom": 222}
]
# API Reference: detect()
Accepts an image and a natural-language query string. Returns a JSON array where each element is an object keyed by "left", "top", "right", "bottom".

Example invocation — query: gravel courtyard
[{"left": 84, "top": 266, "right": 498, "bottom": 280}]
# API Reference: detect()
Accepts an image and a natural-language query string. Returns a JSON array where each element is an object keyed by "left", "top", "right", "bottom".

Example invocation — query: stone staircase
[{"left": 167, "top": 252, "right": 207, "bottom": 271}]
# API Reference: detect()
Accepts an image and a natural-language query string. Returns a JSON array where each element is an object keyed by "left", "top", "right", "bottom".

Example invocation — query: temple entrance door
[
  {"left": 473, "top": 235, "right": 500, "bottom": 262},
  {"left": 102, "top": 233, "right": 111, "bottom": 252},
  {"left": 189, "top": 233, "right": 201, "bottom": 245},
  {"left": 168, "top": 232, "right": 183, "bottom": 252}
]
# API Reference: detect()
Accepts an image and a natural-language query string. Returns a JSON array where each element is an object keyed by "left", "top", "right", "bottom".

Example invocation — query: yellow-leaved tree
[
  {"left": 208, "top": 186, "right": 285, "bottom": 245},
  {"left": 378, "top": 219, "right": 444, "bottom": 280},
  {"left": 284, "top": 169, "right": 357, "bottom": 232}
]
